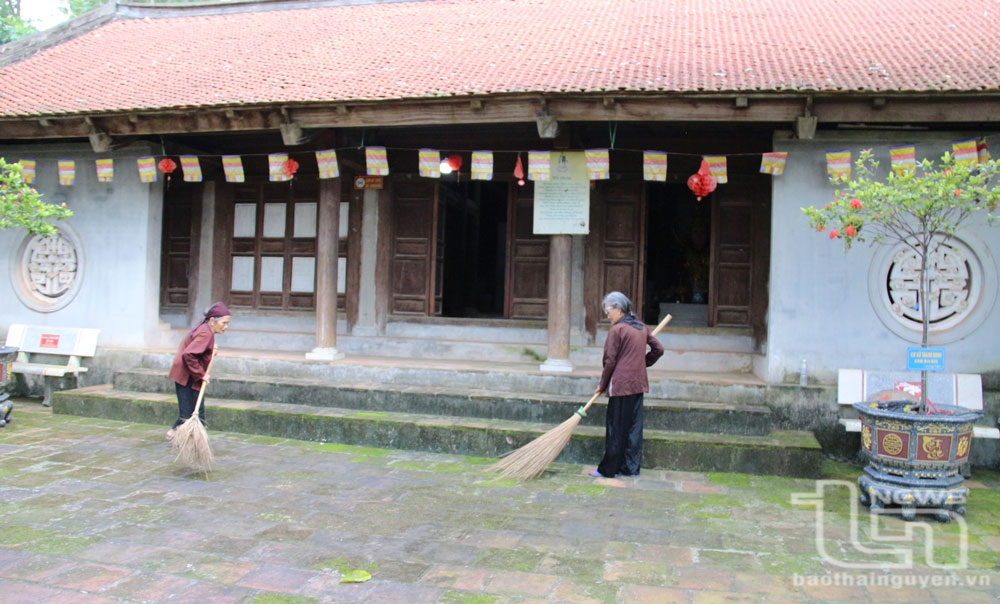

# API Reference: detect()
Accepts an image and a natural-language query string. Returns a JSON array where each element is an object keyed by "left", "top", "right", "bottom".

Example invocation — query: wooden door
[
  {"left": 390, "top": 180, "right": 438, "bottom": 315},
  {"left": 709, "top": 175, "right": 770, "bottom": 334},
  {"left": 505, "top": 182, "right": 549, "bottom": 319},
  {"left": 600, "top": 182, "right": 645, "bottom": 318},
  {"left": 160, "top": 182, "right": 201, "bottom": 310}
]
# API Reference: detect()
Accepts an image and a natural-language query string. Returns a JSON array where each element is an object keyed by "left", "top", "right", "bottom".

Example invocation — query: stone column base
[
  {"left": 305, "top": 347, "right": 345, "bottom": 361},
  {"left": 539, "top": 358, "right": 573, "bottom": 373}
]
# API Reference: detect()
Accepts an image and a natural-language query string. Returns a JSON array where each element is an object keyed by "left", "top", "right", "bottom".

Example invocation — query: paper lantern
[
  {"left": 514, "top": 154, "right": 525, "bottom": 186},
  {"left": 283, "top": 158, "right": 299, "bottom": 178},
  {"left": 687, "top": 160, "right": 717, "bottom": 201},
  {"left": 158, "top": 158, "right": 177, "bottom": 174},
  {"left": 446, "top": 154, "right": 462, "bottom": 171}
]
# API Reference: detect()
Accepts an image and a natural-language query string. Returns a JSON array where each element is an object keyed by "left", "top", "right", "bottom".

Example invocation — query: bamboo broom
[
  {"left": 171, "top": 347, "right": 217, "bottom": 471},
  {"left": 488, "top": 314, "right": 672, "bottom": 480}
]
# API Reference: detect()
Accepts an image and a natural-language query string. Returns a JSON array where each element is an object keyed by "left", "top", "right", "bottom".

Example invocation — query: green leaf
[{"left": 339, "top": 569, "right": 372, "bottom": 583}]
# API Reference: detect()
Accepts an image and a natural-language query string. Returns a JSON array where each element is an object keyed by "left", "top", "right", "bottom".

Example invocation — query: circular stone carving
[
  {"left": 867, "top": 234, "right": 997, "bottom": 344},
  {"left": 9, "top": 225, "right": 86, "bottom": 312},
  {"left": 881, "top": 432, "right": 904, "bottom": 456}
]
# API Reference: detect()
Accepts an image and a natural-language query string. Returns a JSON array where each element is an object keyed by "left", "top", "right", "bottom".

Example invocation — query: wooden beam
[{"left": 0, "top": 96, "right": 997, "bottom": 140}]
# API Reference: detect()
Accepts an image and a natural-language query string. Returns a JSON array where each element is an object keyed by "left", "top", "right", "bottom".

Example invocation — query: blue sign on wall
[{"left": 907, "top": 347, "right": 945, "bottom": 372}]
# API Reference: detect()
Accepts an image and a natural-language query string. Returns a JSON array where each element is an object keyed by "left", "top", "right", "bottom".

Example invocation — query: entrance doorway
[
  {"left": 644, "top": 184, "right": 711, "bottom": 326},
  {"left": 439, "top": 180, "right": 508, "bottom": 318}
]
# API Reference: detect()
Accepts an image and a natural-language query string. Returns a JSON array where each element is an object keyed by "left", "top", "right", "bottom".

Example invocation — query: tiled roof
[{"left": 1, "top": 0, "right": 998, "bottom": 117}]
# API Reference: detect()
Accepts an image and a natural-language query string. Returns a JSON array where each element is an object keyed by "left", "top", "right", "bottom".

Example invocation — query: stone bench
[
  {"left": 837, "top": 368, "right": 999, "bottom": 440},
  {"left": 4, "top": 324, "right": 100, "bottom": 407}
]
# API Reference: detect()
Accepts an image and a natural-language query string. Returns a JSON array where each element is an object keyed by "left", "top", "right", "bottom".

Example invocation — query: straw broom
[
  {"left": 171, "top": 347, "right": 217, "bottom": 471},
  {"left": 488, "top": 314, "right": 672, "bottom": 479}
]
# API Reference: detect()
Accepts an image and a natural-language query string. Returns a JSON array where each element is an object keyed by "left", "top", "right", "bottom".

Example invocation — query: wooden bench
[
  {"left": 4, "top": 324, "right": 100, "bottom": 407},
  {"left": 837, "top": 369, "right": 999, "bottom": 440}
]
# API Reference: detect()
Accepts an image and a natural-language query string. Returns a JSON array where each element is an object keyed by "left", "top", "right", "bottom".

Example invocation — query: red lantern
[
  {"left": 283, "top": 158, "right": 299, "bottom": 178},
  {"left": 446, "top": 154, "right": 462, "bottom": 172},
  {"left": 158, "top": 158, "right": 177, "bottom": 174},
  {"left": 514, "top": 154, "right": 525, "bottom": 186},
  {"left": 687, "top": 160, "right": 717, "bottom": 201}
]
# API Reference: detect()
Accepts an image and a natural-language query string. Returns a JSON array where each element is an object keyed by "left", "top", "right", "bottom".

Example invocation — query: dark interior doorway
[
  {"left": 440, "top": 181, "right": 508, "bottom": 318},
  {"left": 644, "top": 183, "right": 712, "bottom": 326}
]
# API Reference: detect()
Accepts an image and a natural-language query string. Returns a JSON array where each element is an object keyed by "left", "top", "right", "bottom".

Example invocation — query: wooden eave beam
[{"left": 0, "top": 95, "right": 998, "bottom": 140}]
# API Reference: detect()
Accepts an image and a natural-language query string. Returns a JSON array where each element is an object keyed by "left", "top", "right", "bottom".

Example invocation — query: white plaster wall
[
  {"left": 767, "top": 131, "right": 1000, "bottom": 384},
  {"left": 0, "top": 142, "right": 162, "bottom": 349}
]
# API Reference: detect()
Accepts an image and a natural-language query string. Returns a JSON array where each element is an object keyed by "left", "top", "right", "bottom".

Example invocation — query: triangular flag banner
[
  {"left": 643, "top": 151, "right": 667, "bottom": 181},
  {"left": 952, "top": 139, "right": 978, "bottom": 165},
  {"left": 704, "top": 156, "right": 728, "bottom": 184},
  {"left": 585, "top": 149, "right": 610, "bottom": 180},
  {"left": 826, "top": 150, "right": 851, "bottom": 182},
  {"left": 95, "top": 158, "right": 114, "bottom": 182},
  {"left": 977, "top": 139, "right": 991, "bottom": 164},
  {"left": 222, "top": 155, "right": 245, "bottom": 183},
  {"left": 889, "top": 145, "right": 916, "bottom": 177},
  {"left": 58, "top": 160, "right": 75, "bottom": 186},
  {"left": 180, "top": 156, "right": 202, "bottom": 182},
  {"left": 759, "top": 152, "right": 787, "bottom": 175},
  {"left": 528, "top": 151, "right": 550, "bottom": 181},
  {"left": 366, "top": 146, "right": 389, "bottom": 176},
  {"left": 137, "top": 157, "right": 157, "bottom": 183},
  {"left": 269, "top": 153, "right": 291, "bottom": 182},
  {"left": 471, "top": 151, "right": 493, "bottom": 180},
  {"left": 18, "top": 159, "right": 35, "bottom": 184},
  {"left": 418, "top": 149, "right": 440, "bottom": 178},
  {"left": 315, "top": 149, "right": 339, "bottom": 179}
]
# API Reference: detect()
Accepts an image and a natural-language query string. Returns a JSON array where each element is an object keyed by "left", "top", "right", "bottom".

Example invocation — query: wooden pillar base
[{"left": 305, "top": 347, "right": 345, "bottom": 361}]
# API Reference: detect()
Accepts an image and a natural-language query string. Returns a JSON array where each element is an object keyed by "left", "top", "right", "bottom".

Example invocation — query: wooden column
[
  {"left": 540, "top": 234, "right": 573, "bottom": 372},
  {"left": 306, "top": 179, "right": 344, "bottom": 360}
]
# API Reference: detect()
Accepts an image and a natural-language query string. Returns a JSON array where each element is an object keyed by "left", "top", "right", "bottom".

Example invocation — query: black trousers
[
  {"left": 173, "top": 378, "right": 206, "bottom": 429},
  {"left": 597, "top": 393, "right": 644, "bottom": 477}
]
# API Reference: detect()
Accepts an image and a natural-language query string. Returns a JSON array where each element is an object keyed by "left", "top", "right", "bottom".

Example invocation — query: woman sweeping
[
  {"left": 590, "top": 292, "right": 663, "bottom": 478},
  {"left": 166, "top": 302, "right": 230, "bottom": 441}
]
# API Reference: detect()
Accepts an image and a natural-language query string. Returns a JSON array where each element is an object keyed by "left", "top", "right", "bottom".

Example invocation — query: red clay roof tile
[{"left": 0, "top": 0, "right": 998, "bottom": 117}]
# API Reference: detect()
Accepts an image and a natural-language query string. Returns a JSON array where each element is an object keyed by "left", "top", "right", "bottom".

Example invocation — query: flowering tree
[
  {"left": 0, "top": 158, "right": 73, "bottom": 236},
  {"left": 803, "top": 149, "right": 999, "bottom": 412}
]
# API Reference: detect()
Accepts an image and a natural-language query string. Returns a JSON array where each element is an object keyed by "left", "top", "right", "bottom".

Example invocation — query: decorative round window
[
  {"left": 867, "top": 233, "right": 996, "bottom": 344},
  {"left": 10, "top": 224, "right": 86, "bottom": 313}
]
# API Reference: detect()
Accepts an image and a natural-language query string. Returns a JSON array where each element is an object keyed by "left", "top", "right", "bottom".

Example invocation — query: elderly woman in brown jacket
[{"left": 590, "top": 291, "right": 664, "bottom": 477}]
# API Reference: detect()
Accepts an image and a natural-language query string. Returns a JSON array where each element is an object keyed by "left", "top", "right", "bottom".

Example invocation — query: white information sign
[{"left": 533, "top": 151, "right": 590, "bottom": 235}]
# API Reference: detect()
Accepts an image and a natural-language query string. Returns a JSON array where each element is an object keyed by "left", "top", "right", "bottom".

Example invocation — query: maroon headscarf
[{"left": 204, "top": 301, "right": 231, "bottom": 320}]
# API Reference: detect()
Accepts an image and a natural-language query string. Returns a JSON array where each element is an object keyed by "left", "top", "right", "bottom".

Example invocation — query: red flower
[
  {"left": 815, "top": 223, "right": 825, "bottom": 232},
  {"left": 825, "top": 203, "right": 831, "bottom": 210},
  {"left": 945, "top": 169, "right": 953, "bottom": 176},
  {"left": 845, "top": 225, "right": 856, "bottom": 237},
  {"left": 829, "top": 229, "right": 840, "bottom": 239},
  {"left": 953, "top": 189, "right": 962, "bottom": 197},
  {"left": 850, "top": 198, "right": 862, "bottom": 209}
]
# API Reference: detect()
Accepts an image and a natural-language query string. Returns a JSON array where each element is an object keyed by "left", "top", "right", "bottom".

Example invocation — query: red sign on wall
[
  {"left": 916, "top": 434, "right": 951, "bottom": 462},
  {"left": 39, "top": 334, "right": 60, "bottom": 348}
]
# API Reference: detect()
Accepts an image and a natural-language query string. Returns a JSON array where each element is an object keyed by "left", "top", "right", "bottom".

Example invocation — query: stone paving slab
[{"left": 1, "top": 399, "right": 998, "bottom": 604}]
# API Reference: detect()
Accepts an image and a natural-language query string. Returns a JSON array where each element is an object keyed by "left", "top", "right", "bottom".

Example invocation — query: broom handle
[
  {"left": 580, "top": 313, "right": 672, "bottom": 415},
  {"left": 191, "top": 347, "right": 218, "bottom": 416}
]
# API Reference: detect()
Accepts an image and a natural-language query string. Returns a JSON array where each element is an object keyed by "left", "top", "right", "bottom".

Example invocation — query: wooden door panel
[
  {"left": 506, "top": 183, "right": 549, "bottom": 319},
  {"left": 391, "top": 182, "right": 437, "bottom": 315},
  {"left": 600, "top": 183, "right": 644, "bottom": 317},
  {"left": 709, "top": 177, "right": 768, "bottom": 330}
]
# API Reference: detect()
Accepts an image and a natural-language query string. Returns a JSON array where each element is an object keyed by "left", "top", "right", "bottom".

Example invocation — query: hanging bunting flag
[
  {"left": 268, "top": 153, "right": 290, "bottom": 182},
  {"left": 826, "top": 150, "right": 851, "bottom": 182},
  {"left": 315, "top": 149, "right": 339, "bottom": 179},
  {"left": 137, "top": 157, "right": 157, "bottom": 183},
  {"left": 471, "top": 151, "right": 493, "bottom": 180},
  {"left": 57, "top": 160, "right": 75, "bottom": 186},
  {"left": 759, "top": 152, "right": 787, "bottom": 175},
  {"left": 418, "top": 149, "right": 440, "bottom": 178},
  {"left": 180, "top": 156, "right": 203, "bottom": 182},
  {"left": 952, "top": 139, "right": 978, "bottom": 165},
  {"left": 585, "top": 149, "right": 610, "bottom": 180},
  {"left": 220, "top": 155, "right": 244, "bottom": 182},
  {"left": 703, "top": 156, "right": 728, "bottom": 184},
  {"left": 643, "top": 151, "right": 667, "bottom": 181},
  {"left": 18, "top": 159, "right": 36, "bottom": 184},
  {"left": 528, "top": 151, "right": 551, "bottom": 181},
  {"left": 889, "top": 145, "right": 916, "bottom": 177},
  {"left": 95, "top": 158, "right": 114, "bottom": 182},
  {"left": 977, "top": 139, "right": 991, "bottom": 164},
  {"left": 366, "top": 146, "right": 389, "bottom": 176}
]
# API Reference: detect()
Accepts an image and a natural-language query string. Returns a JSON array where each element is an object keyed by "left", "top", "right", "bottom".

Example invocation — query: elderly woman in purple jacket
[{"left": 590, "top": 291, "right": 664, "bottom": 477}]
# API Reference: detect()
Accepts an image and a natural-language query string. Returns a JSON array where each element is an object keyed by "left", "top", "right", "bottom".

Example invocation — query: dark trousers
[
  {"left": 597, "top": 393, "right": 644, "bottom": 477},
  {"left": 173, "top": 378, "right": 206, "bottom": 429}
]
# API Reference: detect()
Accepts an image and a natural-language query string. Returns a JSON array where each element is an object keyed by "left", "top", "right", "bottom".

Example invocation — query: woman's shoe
[{"left": 588, "top": 469, "right": 603, "bottom": 477}]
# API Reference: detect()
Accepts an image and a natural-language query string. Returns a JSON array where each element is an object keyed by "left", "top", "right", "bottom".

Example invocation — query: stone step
[
  {"left": 52, "top": 385, "right": 824, "bottom": 478},
  {"left": 113, "top": 368, "right": 776, "bottom": 436}
]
